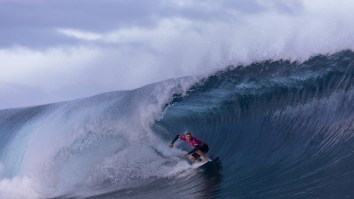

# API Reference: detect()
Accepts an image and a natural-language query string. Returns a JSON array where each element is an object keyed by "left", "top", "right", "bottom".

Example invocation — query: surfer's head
[{"left": 185, "top": 131, "right": 191, "bottom": 140}]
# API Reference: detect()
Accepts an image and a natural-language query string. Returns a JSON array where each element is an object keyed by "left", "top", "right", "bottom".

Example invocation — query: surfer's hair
[{"left": 184, "top": 131, "right": 191, "bottom": 135}]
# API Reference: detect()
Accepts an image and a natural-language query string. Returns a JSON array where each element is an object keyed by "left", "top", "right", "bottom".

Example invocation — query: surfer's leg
[
  {"left": 195, "top": 150, "right": 209, "bottom": 161},
  {"left": 195, "top": 145, "right": 209, "bottom": 162},
  {"left": 191, "top": 153, "right": 202, "bottom": 162},
  {"left": 188, "top": 156, "right": 196, "bottom": 162}
]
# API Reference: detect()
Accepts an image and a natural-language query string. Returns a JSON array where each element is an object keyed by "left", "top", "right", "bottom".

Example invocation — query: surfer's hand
[
  {"left": 168, "top": 143, "right": 173, "bottom": 148},
  {"left": 182, "top": 153, "right": 188, "bottom": 157}
]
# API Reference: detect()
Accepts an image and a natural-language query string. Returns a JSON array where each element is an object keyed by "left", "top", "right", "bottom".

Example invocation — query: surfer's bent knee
[{"left": 194, "top": 144, "right": 209, "bottom": 153}]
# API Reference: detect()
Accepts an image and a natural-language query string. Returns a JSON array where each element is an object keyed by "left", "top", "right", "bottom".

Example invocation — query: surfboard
[{"left": 192, "top": 157, "right": 212, "bottom": 168}]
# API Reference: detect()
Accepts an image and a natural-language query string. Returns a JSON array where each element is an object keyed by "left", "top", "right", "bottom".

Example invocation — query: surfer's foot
[{"left": 202, "top": 155, "right": 209, "bottom": 162}]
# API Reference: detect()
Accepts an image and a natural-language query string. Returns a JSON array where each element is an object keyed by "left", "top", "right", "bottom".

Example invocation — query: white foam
[{"left": 0, "top": 176, "right": 42, "bottom": 199}]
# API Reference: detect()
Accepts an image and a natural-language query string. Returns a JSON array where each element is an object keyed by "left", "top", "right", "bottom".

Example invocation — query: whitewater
[{"left": 1, "top": 50, "right": 354, "bottom": 198}]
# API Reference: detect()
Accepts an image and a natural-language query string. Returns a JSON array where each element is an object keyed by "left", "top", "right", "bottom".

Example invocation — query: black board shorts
[{"left": 191, "top": 144, "right": 209, "bottom": 159}]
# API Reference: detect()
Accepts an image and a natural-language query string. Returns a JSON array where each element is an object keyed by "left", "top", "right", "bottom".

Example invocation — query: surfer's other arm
[{"left": 168, "top": 135, "right": 179, "bottom": 148}]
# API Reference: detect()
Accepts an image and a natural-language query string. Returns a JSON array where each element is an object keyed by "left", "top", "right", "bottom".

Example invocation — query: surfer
[{"left": 169, "top": 131, "right": 209, "bottom": 162}]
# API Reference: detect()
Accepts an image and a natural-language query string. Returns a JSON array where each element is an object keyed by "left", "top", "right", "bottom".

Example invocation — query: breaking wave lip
[{"left": 1, "top": 50, "right": 354, "bottom": 198}]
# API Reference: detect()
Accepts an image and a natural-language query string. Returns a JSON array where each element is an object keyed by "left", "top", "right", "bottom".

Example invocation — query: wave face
[{"left": 1, "top": 50, "right": 354, "bottom": 198}]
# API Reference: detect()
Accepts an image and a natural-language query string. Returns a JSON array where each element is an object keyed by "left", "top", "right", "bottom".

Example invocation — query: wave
[{"left": 1, "top": 50, "right": 354, "bottom": 198}]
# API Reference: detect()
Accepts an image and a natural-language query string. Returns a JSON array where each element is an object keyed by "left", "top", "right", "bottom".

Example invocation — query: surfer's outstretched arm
[{"left": 169, "top": 135, "right": 180, "bottom": 148}]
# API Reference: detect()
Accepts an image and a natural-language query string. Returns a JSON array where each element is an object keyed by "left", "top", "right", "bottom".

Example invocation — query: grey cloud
[
  {"left": 0, "top": 0, "right": 304, "bottom": 48},
  {"left": 0, "top": 28, "right": 79, "bottom": 48},
  {"left": 0, "top": 0, "right": 156, "bottom": 30},
  {"left": 0, "top": 0, "right": 160, "bottom": 48},
  {"left": 268, "top": 0, "right": 304, "bottom": 15}
]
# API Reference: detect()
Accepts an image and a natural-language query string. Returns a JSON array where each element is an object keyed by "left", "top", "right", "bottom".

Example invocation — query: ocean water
[{"left": 1, "top": 50, "right": 354, "bottom": 198}]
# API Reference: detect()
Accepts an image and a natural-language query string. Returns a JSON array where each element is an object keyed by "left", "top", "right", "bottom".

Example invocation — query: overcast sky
[{"left": 1, "top": 0, "right": 354, "bottom": 109}]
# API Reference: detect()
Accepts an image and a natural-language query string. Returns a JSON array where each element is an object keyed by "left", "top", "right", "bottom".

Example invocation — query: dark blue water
[
  {"left": 148, "top": 50, "right": 354, "bottom": 199},
  {"left": 1, "top": 50, "right": 354, "bottom": 198}
]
